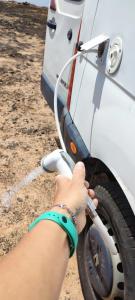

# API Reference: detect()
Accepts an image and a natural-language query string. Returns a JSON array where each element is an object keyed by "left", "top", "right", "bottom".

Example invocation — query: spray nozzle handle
[
  {"left": 41, "top": 149, "right": 74, "bottom": 177},
  {"left": 41, "top": 149, "right": 97, "bottom": 217}
]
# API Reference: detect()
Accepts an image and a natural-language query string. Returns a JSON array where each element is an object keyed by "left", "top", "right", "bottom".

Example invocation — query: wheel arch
[{"left": 85, "top": 156, "right": 135, "bottom": 216}]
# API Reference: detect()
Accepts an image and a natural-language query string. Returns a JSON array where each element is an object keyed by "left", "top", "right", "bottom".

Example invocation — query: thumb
[{"left": 72, "top": 162, "right": 86, "bottom": 185}]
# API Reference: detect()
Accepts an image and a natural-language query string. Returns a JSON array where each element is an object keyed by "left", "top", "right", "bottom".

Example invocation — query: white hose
[
  {"left": 53, "top": 34, "right": 110, "bottom": 151},
  {"left": 54, "top": 51, "right": 82, "bottom": 151}
]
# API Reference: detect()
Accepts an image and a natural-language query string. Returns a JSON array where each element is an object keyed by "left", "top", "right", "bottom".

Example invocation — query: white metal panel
[
  {"left": 43, "top": 1, "right": 84, "bottom": 101},
  {"left": 43, "top": 12, "right": 81, "bottom": 100},
  {"left": 70, "top": 0, "right": 135, "bottom": 212},
  {"left": 70, "top": 0, "right": 99, "bottom": 116},
  {"left": 71, "top": 62, "right": 97, "bottom": 146},
  {"left": 89, "top": 0, "right": 135, "bottom": 211},
  {"left": 56, "top": 0, "right": 84, "bottom": 19},
  {"left": 91, "top": 78, "right": 135, "bottom": 213},
  {"left": 88, "top": 0, "right": 135, "bottom": 98}
]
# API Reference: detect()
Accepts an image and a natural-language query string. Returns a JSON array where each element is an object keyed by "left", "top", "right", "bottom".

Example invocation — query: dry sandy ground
[{"left": 0, "top": 2, "right": 83, "bottom": 299}]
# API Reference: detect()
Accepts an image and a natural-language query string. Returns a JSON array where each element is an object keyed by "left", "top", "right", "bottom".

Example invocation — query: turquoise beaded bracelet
[{"left": 28, "top": 211, "right": 78, "bottom": 257}]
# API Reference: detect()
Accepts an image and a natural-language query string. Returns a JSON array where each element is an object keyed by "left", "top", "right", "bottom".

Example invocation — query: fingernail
[{"left": 76, "top": 161, "right": 84, "bottom": 168}]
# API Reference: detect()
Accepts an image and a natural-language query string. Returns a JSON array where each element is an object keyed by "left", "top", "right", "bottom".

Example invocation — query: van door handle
[{"left": 47, "top": 18, "right": 57, "bottom": 30}]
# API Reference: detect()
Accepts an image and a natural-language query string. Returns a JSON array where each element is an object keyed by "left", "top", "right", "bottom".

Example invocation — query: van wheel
[{"left": 77, "top": 183, "right": 135, "bottom": 300}]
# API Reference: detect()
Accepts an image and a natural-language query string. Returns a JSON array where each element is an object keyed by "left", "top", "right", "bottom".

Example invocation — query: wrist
[
  {"left": 50, "top": 207, "right": 71, "bottom": 219},
  {"left": 51, "top": 203, "right": 83, "bottom": 228},
  {"left": 28, "top": 211, "right": 78, "bottom": 257}
]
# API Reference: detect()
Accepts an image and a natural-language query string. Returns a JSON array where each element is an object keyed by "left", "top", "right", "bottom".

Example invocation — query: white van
[{"left": 41, "top": 1, "right": 135, "bottom": 299}]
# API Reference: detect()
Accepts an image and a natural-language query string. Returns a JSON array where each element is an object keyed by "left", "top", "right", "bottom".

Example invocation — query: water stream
[{"left": 1, "top": 166, "right": 45, "bottom": 210}]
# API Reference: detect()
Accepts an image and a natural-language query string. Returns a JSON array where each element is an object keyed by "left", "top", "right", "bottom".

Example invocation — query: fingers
[
  {"left": 88, "top": 189, "right": 98, "bottom": 208},
  {"left": 84, "top": 180, "right": 89, "bottom": 189},
  {"left": 72, "top": 162, "right": 86, "bottom": 185},
  {"left": 88, "top": 189, "right": 95, "bottom": 199}
]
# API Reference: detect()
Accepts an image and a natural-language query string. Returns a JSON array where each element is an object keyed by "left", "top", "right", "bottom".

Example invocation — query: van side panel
[
  {"left": 42, "top": 0, "right": 84, "bottom": 109},
  {"left": 70, "top": 0, "right": 99, "bottom": 116},
  {"left": 91, "top": 80, "right": 135, "bottom": 214},
  {"left": 70, "top": 0, "right": 135, "bottom": 213},
  {"left": 43, "top": 15, "right": 81, "bottom": 102}
]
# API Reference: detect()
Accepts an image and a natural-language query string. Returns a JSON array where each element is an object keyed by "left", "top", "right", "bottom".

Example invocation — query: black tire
[{"left": 77, "top": 182, "right": 135, "bottom": 300}]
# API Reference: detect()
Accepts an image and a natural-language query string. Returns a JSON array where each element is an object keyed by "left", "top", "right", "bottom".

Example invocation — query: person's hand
[{"left": 53, "top": 162, "right": 98, "bottom": 233}]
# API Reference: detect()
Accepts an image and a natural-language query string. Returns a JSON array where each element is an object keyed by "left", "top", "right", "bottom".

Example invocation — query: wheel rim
[{"left": 84, "top": 213, "right": 124, "bottom": 299}]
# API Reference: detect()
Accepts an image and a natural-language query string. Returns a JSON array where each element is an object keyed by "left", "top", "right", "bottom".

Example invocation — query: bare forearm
[
  {"left": 0, "top": 162, "right": 97, "bottom": 300},
  {"left": 0, "top": 220, "right": 69, "bottom": 300}
]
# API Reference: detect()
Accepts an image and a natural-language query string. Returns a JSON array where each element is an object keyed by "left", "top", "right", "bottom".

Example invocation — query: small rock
[
  {"left": 17, "top": 197, "right": 23, "bottom": 203},
  {"left": 29, "top": 57, "right": 34, "bottom": 62},
  {"left": 7, "top": 142, "right": 18, "bottom": 150},
  {"left": 10, "top": 70, "right": 15, "bottom": 74},
  {"left": 11, "top": 103, "right": 17, "bottom": 111},
  {"left": 26, "top": 62, "right": 31, "bottom": 67},
  {"left": 66, "top": 290, "right": 70, "bottom": 295},
  {"left": 31, "top": 209, "right": 36, "bottom": 217}
]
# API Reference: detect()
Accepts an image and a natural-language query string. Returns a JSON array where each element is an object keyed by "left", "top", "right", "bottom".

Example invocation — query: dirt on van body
[{"left": 0, "top": 1, "right": 83, "bottom": 299}]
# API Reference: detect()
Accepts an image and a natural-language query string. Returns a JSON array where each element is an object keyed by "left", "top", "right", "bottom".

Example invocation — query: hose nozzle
[{"left": 41, "top": 149, "right": 74, "bottom": 177}]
